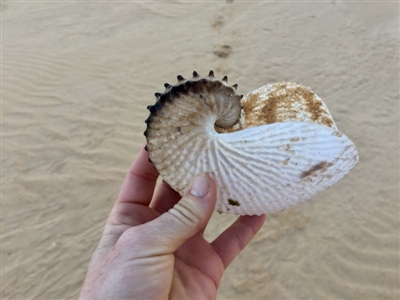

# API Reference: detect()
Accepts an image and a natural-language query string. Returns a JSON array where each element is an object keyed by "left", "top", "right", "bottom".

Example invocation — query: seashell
[{"left": 144, "top": 71, "right": 359, "bottom": 215}]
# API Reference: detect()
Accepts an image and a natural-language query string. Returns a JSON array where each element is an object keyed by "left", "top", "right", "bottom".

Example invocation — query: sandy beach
[{"left": 2, "top": 1, "right": 399, "bottom": 299}]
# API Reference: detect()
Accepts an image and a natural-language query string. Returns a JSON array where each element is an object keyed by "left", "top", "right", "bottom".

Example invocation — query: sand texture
[{"left": 2, "top": 2, "right": 399, "bottom": 299}]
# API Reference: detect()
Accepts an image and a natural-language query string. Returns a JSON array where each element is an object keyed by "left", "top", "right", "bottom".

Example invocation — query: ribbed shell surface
[{"left": 145, "top": 73, "right": 358, "bottom": 215}]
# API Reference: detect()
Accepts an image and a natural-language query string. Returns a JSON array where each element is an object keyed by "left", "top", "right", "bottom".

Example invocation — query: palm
[
  {"left": 112, "top": 201, "right": 224, "bottom": 298},
  {"left": 172, "top": 234, "right": 224, "bottom": 299},
  {"left": 108, "top": 201, "right": 221, "bottom": 293}
]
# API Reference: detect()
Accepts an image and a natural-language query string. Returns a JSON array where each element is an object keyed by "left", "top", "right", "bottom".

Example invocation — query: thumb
[{"left": 148, "top": 173, "right": 216, "bottom": 253}]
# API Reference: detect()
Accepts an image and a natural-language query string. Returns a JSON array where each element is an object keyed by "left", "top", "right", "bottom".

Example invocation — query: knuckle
[
  {"left": 227, "top": 228, "right": 246, "bottom": 251},
  {"left": 169, "top": 197, "right": 202, "bottom": 230}
]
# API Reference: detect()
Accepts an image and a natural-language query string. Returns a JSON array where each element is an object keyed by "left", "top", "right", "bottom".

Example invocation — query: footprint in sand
[{"left": 212, "top": 44, "right": 232, "bottom": 58}]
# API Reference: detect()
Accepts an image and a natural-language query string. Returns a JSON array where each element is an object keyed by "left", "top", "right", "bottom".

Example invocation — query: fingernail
[{"left": 190, "top": 174, "right": 209, "bottom": 198}]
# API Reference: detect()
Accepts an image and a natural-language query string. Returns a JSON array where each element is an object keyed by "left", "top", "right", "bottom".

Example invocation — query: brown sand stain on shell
[
  {"left": 333, "top": 131, "right": 343, "bottom": 137},
  {"left": 261, "top": 82, "right": 287, "bottom": 124},
  {"left": 282, "top": 158, "right": 290, "bottom": 165},
  {"left": 298, "top": 85, "right": 333, "bottom": 127},
  {"left": 228, "top": 198, "right": 241, "bottom": 206},
  {"left": 242, "top": 83, "right": 334, "bottom": 128},
  {"left": 290, "top": 137, "right": 300, "bottom": 142},
  {"left": 301, "top": 161, "right": 334, "bottom": 178},
  {"left": 242, "top": 92, "right": 271, "bottom": 126},
  {"left": 242, "top": 85, "right": 287, "bottom": 126}
]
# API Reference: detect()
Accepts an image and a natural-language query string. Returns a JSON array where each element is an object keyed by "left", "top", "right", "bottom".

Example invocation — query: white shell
[{"left": 145, "top": 74, "right": 359, "bottom": 215}]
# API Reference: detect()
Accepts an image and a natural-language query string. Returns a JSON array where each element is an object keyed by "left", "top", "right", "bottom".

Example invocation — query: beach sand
[{"left": 2, "top": 2, "right": 399, "bottom": 299}]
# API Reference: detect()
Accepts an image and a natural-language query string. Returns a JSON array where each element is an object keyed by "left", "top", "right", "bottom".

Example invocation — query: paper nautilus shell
[{"left": 144, "top": 71, "right": 358, "bottom": 215}]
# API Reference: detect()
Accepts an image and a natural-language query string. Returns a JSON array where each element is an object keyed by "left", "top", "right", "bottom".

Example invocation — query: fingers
[
  {"left": 211, "top": 215, "right": 266, "bottom": 269},
  {"left": 116, "top": 145, "right": 159, "bottom": 206},
  {"left": 150, "top": 181, "right": 181, "bottom": 214},
  {"left": 142, "top": 174, "right": 217, "bottom": 253}
]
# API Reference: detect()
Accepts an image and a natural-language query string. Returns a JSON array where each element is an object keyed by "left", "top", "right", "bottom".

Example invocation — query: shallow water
[{"left": 2, "top": 2, "right": 399, "bottom": 299}]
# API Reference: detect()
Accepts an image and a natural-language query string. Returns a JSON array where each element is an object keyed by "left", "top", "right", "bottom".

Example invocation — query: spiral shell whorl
[
  {"left": 144, "top": 71, "right": 243, "bottom": 195},
  {"left": 145, "top": 71, "right": 242, "bottom": 133}
]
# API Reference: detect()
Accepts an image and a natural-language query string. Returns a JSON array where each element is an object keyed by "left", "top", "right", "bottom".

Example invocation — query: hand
[{"left": 80, "top": 145, "right": 266, "bottom": 300}]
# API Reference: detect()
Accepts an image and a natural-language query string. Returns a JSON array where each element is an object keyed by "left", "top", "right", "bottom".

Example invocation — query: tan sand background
[{"left": 2, "top": 1, "right": 399, "bottom": 299}]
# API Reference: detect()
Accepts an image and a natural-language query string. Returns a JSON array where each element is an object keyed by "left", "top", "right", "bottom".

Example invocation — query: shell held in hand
[{"left": 144, "top": 71, "right": 359, "bottom": 215}]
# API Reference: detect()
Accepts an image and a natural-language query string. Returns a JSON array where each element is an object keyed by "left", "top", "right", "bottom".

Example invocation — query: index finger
[{"left": 116, "top": 145, "right": 159, "bottom": 206}]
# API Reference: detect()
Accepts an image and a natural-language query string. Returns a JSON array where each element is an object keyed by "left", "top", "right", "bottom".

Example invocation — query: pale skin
[{"left": 80, "top": 146, "right": 266, "bottom": 300}]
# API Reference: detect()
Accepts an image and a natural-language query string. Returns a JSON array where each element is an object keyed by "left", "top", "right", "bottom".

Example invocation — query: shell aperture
[{"left": 144, "top": 71, "right": 359, "bottom": 215}]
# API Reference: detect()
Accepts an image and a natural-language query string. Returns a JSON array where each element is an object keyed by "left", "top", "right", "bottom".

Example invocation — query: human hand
[{"left": 80, "top": 145, "right": 266, "bottom": 300}]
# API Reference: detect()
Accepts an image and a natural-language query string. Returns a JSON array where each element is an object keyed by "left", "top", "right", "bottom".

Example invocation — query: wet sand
[{"left": 2, "top": 2, "right": 399, "bottom": 299}]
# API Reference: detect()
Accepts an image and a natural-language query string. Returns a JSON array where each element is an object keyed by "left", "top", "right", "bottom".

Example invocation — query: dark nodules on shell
[{"left": 144, "top": 71, "right": 242, "bottom": 129}]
